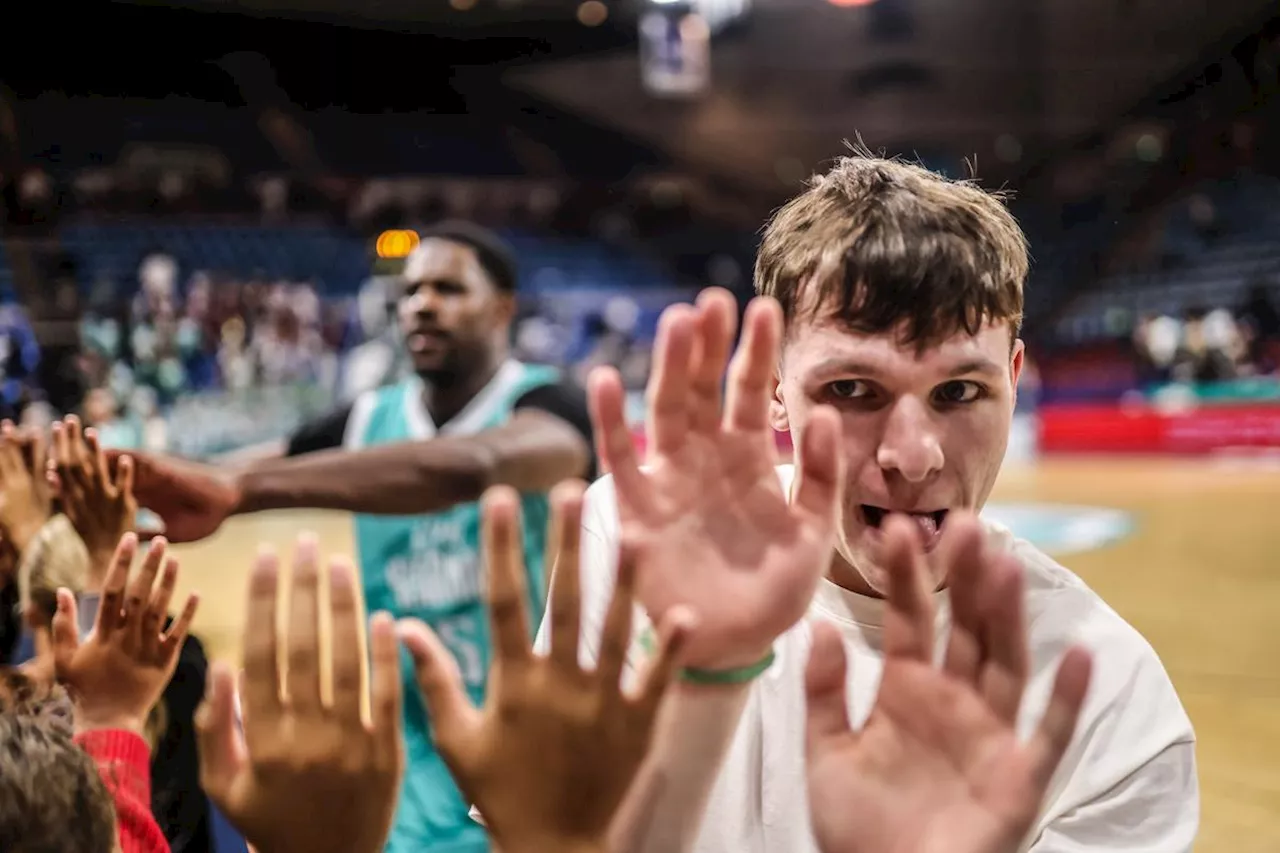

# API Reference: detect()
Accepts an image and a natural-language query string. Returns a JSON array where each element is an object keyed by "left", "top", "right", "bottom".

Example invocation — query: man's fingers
[
  {"left": 881, "top": 517, "right": 935, "bottom": 663},
  {"left": 368, "top": 611, "right": 404, "bottom": 764},
  {"left": 941, "top": 515, "right": 985, "bottom": 686},
  {"left": 597, "top": 542, "right": 640, "bottom": 691},
  {"left": 482, "top": 487, "right": 533, "bottom": 665},
  {"left": 51, "top": 589, "right": 81, "bottom": 676},
  {"left": 328, "top": 557, "right": 365, "bottom": 722},
  {"left": 125, "top": 538, "right": 167, "bottom": 647},
  {"left": 84, "top": 428, "right": 111, "bottom": 493},
  {"left": 144, "top": 557, "right": 180, "bottom": 654},
  {"left": 242, "top": 546, "right": 283, "bottom": 724},
  {"left": 65, "top": 415, "right": 85, "bottom": 461},
  {"left": 398, "top": 618, "right": 480, "bottom": 744},
  {"left": 63, "top": 416, "right": 91, "bottom": 486},
  {"left": 688, "top": 288, "right": 738, "bottom": 434},
  {"left": 978, "top": 551, "right": 1031, "bottom": 724},
  {"left": 99, "top": 533, "right": 137, "bottom": 637},
  {"left": 723, "top": 296, "right": 783, "bottom": 435},
  {"left": 645, "top": 303, "right": 698, "bottom": 456},
  {"left": 28, "top": 428, "right": 47, "bottom": 485},
  {"left": 546, "top": 480, "right": 586, "bottom": 667},
  {"left": 790, "top": 405, "right": 842, "bottom": 529},
  {"left": 115, "top": 453, "right": 136, "bottom": 499},
  {"left": 285, "top": 533, "right": 324, "bottom": 711},
  {"left": 159, "top": 593, "right": 200, "bottom": 663},
  {"left": 804, "top": 620, "right": 854, "bottom": 751},
  {"left": 195, "top": 662, "right": 249, "bottom": 800},
  {"left": 1027, "top": 646, "right": 1093, "bottom": 792},
  {"left": 632, "top": 606, "right": 697, "bottom": 716},
  {"left": 586, "top": 368, "right": 649, "bottom": 512}
]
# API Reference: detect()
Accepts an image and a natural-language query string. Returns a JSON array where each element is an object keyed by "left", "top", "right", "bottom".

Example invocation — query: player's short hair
[
  {"left": 418, "top": 221, "right": 518, "bottom": 293},
  {"left": 755, "top": 147, "right": 1029, "bottom": 350},
  {"left": 0, "top": 712, "right": 116, "bottom": 853}
]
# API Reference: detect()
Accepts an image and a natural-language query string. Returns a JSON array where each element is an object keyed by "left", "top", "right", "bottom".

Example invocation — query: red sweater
[{"left": 75, "top": 729, "right": 172, "bottom": 853}]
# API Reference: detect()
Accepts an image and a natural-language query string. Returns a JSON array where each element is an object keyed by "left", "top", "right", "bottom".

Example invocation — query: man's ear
[
  {"left": 1010, "top": 339, "right": 1025, "bottom": 406},
  {"left": 493, "top": 291, "right": 517, "bottom": 327},
  {"left": 769, "top": 371, "right": 790, "bottom": 434}
]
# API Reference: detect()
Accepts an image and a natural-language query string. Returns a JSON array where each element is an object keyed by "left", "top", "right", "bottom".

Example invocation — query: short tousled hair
[
  {"left": 0, "top": 713, "right": 117, "bottom": 853},
  {"left": 755, "top": 148, "right": 1029, "bottom": 350}
]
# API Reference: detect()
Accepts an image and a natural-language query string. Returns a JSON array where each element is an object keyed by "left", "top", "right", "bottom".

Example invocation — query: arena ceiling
[
  {"left": 502, "top": 0, "right": 1276, "bottom": 194},
  {"left": 114, "top": 0, "right": 1274, "bottom": 200}
]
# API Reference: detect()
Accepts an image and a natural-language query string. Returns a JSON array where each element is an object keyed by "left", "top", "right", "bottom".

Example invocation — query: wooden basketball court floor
[{"left": 163, "top": 455, "right": 1279, "bottom": 853}]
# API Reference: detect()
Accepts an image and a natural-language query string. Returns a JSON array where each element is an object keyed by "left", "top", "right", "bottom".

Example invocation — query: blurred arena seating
[{"left": 0, "top": 2, "right": 1274, "bottom": 461}]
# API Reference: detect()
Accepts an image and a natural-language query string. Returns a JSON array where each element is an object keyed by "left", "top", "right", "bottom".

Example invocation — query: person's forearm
[
  {"left": 236, "top": 440, "right": 496, "bottom": 515},
  {"left": 235, "top": 428, "right": 587, "bottom": 517},
  {"left": 608, "top": 681, "right": 752, "bottom": 853}
]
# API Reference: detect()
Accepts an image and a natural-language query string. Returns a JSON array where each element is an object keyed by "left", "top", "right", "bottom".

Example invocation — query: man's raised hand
[
  {"left": 589, "top": 289, "right": 843, "bottom": 669},
  {"left": 803, "top": 515, "right": 1094, "bottom": 853}
]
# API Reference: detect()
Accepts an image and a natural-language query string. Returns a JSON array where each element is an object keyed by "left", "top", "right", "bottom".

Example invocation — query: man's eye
[
  {"left": 829, "top": 380, "right": 871, "bottom": 399},
  {"left": 934, "top": 380, "right": 985, "bottom": 405}
]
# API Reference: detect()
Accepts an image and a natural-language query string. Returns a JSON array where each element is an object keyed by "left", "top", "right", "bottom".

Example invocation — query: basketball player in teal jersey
[{"left": 106, "top": 222, "right": 597, "bottom": 853}]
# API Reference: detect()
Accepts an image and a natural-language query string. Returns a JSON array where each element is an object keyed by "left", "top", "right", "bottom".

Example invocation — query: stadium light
[{"left": 376, "top": 230, "right": 420, "bottom": 259}]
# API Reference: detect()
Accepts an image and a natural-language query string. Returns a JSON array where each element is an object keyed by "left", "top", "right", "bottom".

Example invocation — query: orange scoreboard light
[{"left": 376, "top": 229, "right": 420, "bottom": 259}]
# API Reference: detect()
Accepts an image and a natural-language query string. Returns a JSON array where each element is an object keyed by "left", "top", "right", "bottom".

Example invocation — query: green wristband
[{"left": 678, "top": 649, "right": 776, "bottom": 685}]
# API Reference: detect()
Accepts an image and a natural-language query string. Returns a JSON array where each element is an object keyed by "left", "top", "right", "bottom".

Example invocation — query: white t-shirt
[{"left": 529, "top": 465, "right": 1199, "bottom": 853}]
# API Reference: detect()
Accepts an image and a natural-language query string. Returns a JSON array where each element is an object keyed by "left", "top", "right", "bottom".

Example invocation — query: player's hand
[
  {"left": 195, "top": 534, "right": 405, "bottom": 853},
  {"left": 399, "top": 483, "right": 695, "bottom": 853},
  {"left": 51, "top": 416, "right": 137, "bottom": 582},
  {"left": 589, "top": 289, "right": 843, "bottom": 669},
  {"left": 51, "top": 533, "right": 200, "bottom": 735},
  {"left": 0, "top": 422, "right": 52, "bottom": 553},
  {"left": 804, "top": 514, "right": 1094, "bottom": 853},
  {"left": 99, "top": 448, "right": 240, "bottom": 543}
]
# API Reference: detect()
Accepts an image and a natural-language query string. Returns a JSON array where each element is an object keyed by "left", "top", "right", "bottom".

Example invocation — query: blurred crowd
[
  {"left": 68, "top": 253, "right": 355, "bottom": 452},
  {"left": 0, "top": 247, "right": 660, "bottom": 458},
  {"left": 1132, "top": 280, "right": 1280, "bottom": 385}
]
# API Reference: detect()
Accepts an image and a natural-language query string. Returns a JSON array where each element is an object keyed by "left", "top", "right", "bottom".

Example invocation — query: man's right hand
[
  {"left": 588, "top": 288, "right": 844, "bottom": 671},
  {"left": 195, "top": 535, "right": 405, "bottom": 853},
  {"left": 803, "top": 516, "right": 1093, "bottom": 853},
  {"left": 100, "top": 449, "right": 241, "bottom": 543}
]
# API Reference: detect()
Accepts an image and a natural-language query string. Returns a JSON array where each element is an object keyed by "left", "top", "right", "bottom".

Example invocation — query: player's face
[
  {"left": 398, "top": 239, "right": 513, "bottom": 384},
  {"left": 772, "top": 311, "right": 1023, "bottom": 596}
]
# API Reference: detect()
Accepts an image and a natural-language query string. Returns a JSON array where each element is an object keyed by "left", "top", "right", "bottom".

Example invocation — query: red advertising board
[{"left": 1038, "top": 404, "right": 1280, "bottom": 454}]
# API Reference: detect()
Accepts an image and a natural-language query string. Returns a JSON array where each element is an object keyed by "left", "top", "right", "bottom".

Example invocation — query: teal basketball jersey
[{"left": 344, "top": 359, "right": 561, "bottom": 853}]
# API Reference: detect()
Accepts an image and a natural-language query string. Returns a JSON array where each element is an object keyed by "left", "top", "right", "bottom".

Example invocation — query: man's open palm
[
  {"left": 589, "top": 290, "right": 843, "bottom": 669},
  {"left": 804, "top": 517, "right": 1093, "bottom": 853}
]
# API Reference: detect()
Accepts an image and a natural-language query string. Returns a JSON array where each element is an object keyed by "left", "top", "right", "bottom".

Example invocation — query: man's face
[
  {"left": 772, "top": 312, "right": 1023, "bottom": 596},
  {"left": 397, "top": 239, "right": 513, "bottom": 385}
]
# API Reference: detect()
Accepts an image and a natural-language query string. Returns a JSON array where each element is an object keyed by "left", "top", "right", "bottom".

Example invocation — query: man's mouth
[
  {"left": 859, "top": 505, "right": 949, "bottom": 550},
  {"left": 408, "top": 329, "right": 449, "bottom": 353}
]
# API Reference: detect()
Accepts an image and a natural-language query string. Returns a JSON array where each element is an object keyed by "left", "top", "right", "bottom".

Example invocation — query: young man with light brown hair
[{"left": 544, "top": 151, "right": 1198, "bottom": 853}]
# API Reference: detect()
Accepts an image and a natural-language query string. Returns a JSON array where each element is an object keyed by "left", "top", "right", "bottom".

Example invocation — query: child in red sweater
[{"left": 77, "top": 727, "right": 171, "bottom": 853}]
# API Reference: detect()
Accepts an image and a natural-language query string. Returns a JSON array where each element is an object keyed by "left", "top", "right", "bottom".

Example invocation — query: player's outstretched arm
[
  {"left": 235, "top": 407, "right": 590, "bottom": 515},
  {"left": 100, "top": 410, "right": 589, "bottom": 543}
]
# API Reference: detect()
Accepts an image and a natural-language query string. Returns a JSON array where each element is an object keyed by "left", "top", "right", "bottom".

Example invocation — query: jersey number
[{"left": 437, "top": 615, "right": 486, "bottom": 689}]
